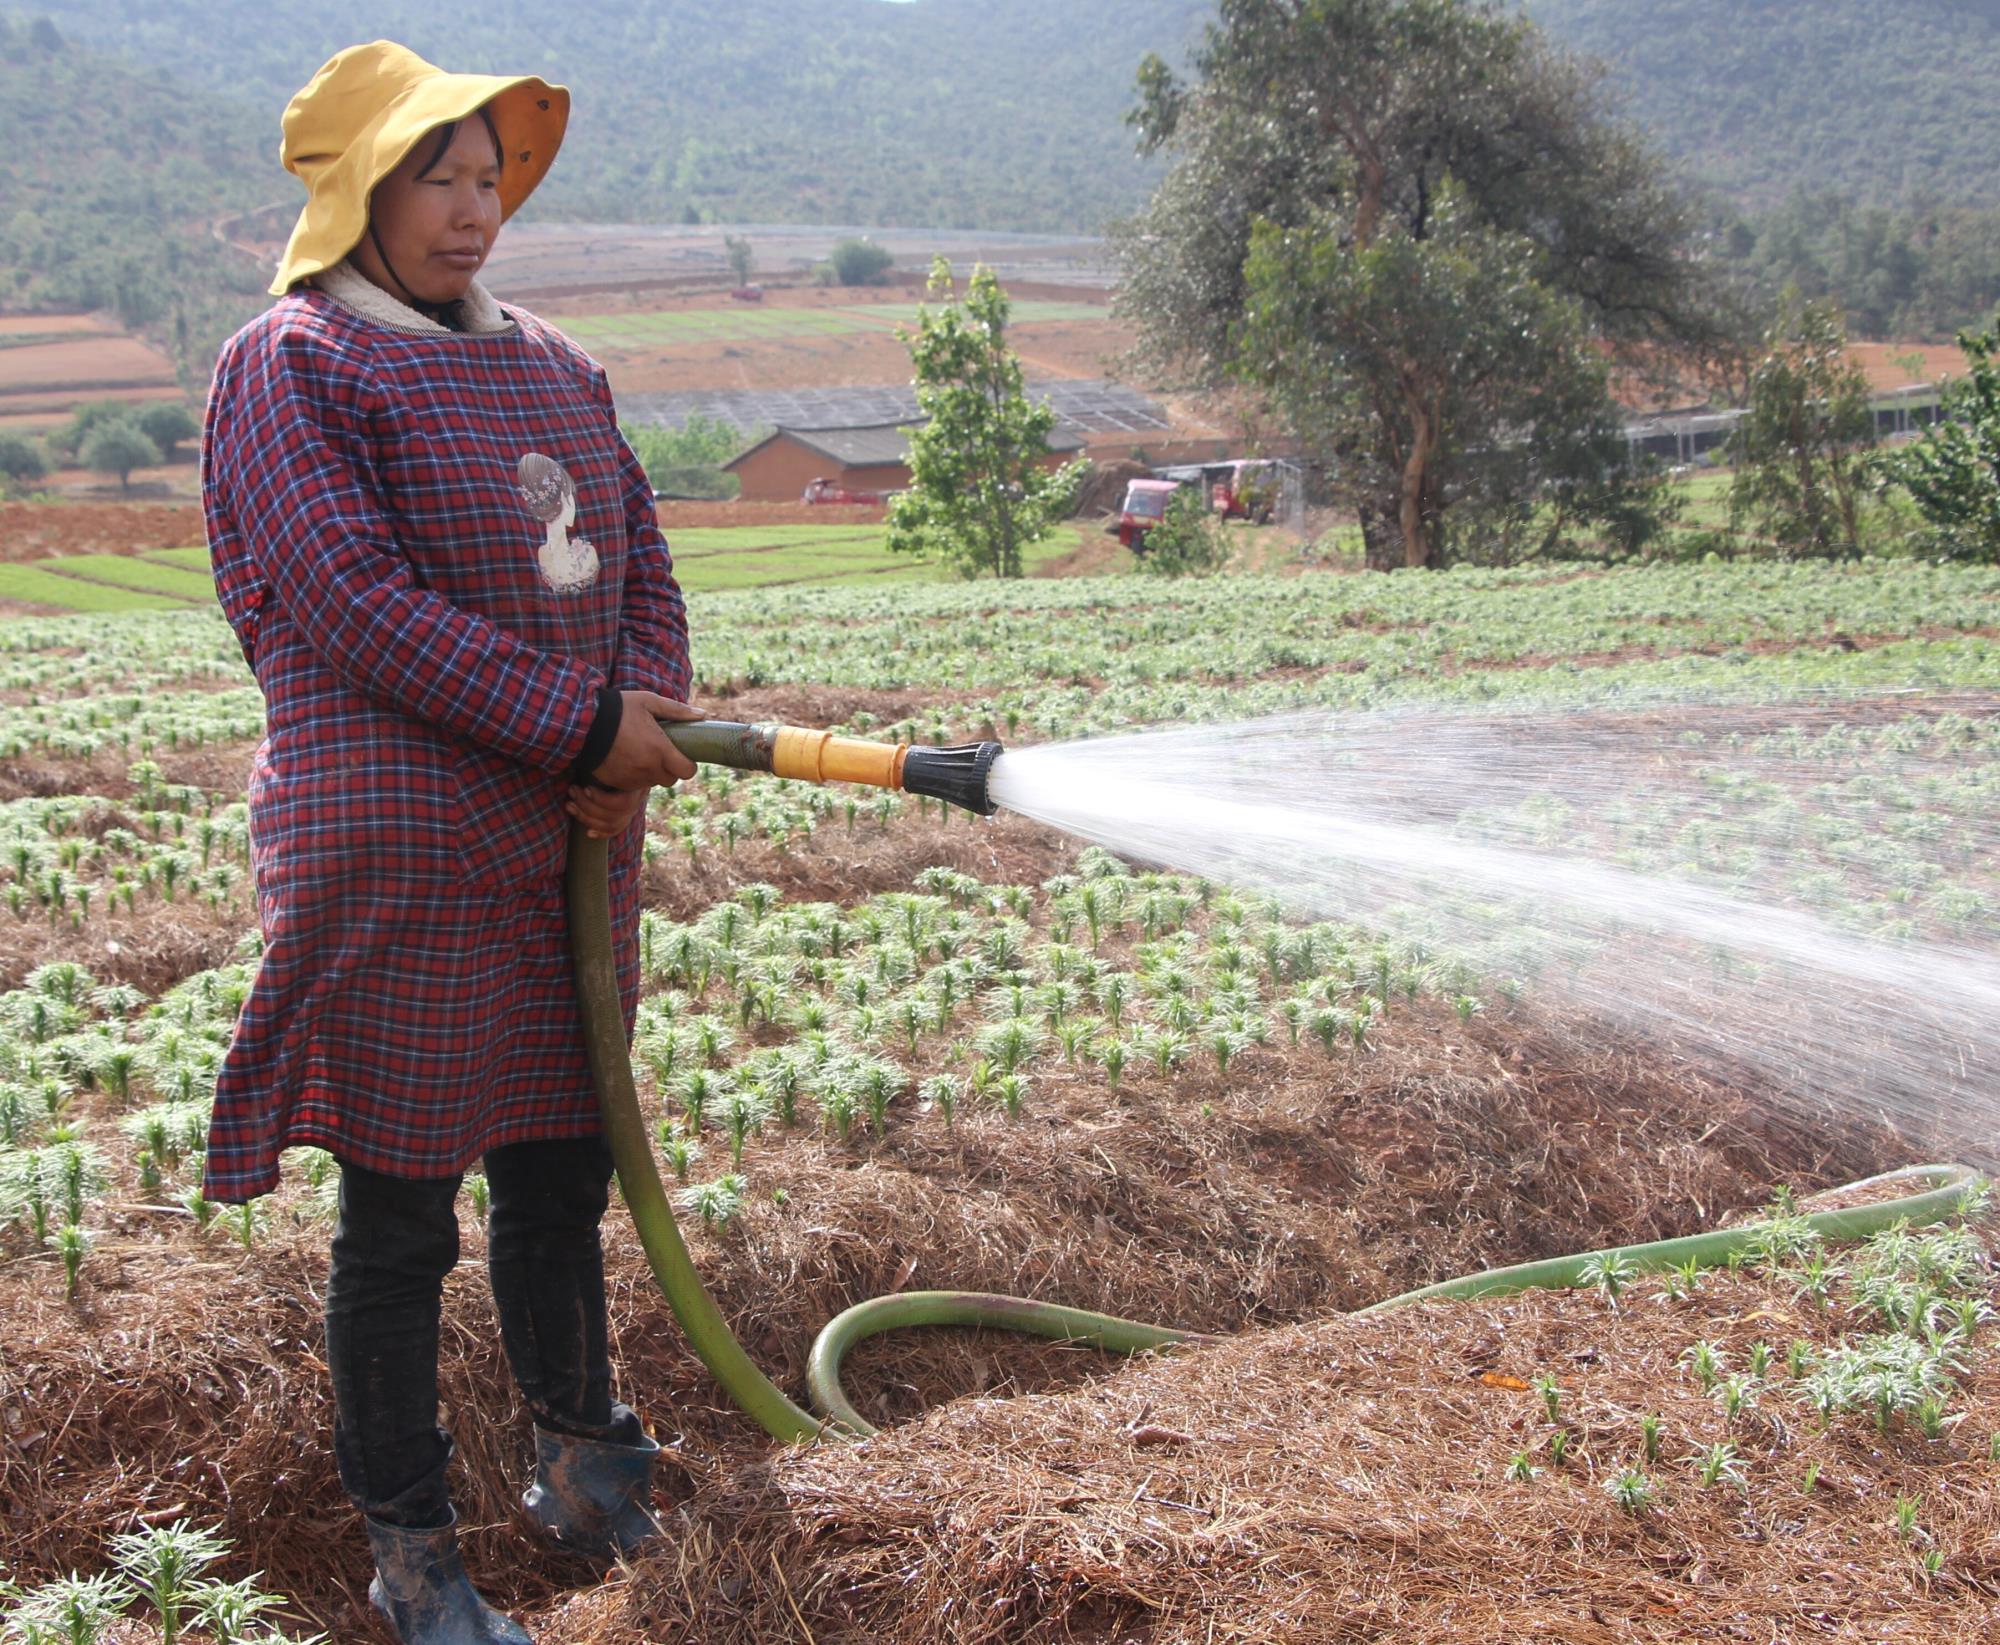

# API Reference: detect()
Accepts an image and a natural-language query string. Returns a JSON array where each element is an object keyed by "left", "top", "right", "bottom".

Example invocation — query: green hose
[{"left": 566, "top": 823, "right": 1985, "bottom": 1444}]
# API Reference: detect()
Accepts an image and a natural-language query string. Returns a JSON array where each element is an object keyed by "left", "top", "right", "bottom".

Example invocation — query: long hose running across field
[{"left": 565, "top": 823, "right": 1984, "bottom": 1443}]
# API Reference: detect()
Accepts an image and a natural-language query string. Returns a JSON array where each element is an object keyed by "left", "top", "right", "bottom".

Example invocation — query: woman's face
[{"left": 353, "top": 113, "right": 503, "bottom": 304}]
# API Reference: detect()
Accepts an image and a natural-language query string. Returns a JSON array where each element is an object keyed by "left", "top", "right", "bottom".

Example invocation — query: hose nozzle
[
  {"left": 660, "top": 718, "right": 1002, "bottom": 816},
  {"left": 900, "top": 741, "right": 1002, "bottom": 816}
]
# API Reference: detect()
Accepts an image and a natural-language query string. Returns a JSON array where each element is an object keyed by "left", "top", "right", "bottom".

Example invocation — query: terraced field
[
  {"left": 555, "top": 298, "right": 1107, "bottom": 352},
  {"left": 0, "top": 523, "right": 1091, "bottom": 612}
]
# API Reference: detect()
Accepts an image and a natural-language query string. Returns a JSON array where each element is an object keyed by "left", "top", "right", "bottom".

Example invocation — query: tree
[
  {"left": 79, "top": 420, "right": 161, "bottom": 492},
  {"left": 887, "top": 258, "right": 1086, "bottom": 580},
  {"left": 1726, "top": 294, "right": 1876, "bottom": 558},
  {"left": 51, "top": 399, "right": 144, "bottom": 462},
  {"left": 1114, "top": 0, "right": 1741, "bottom": 569},
  {"left": 0, "top": 431, "right": 49, "bottom": 492},
  {"left": 1883, "top": 315, "right": 2000, "bottom": 564},
  {"left": 135, "top": 401, "right": 197, "bottom": 459},
  {"left": 827, "top": 237, "right": 894, "bottom": 286},
  {"left": 723, "top": 234, "right": 754, "bottom": 286}
]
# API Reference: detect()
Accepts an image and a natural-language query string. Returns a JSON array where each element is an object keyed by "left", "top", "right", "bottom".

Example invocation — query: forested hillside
[
  {"left": 13, "top": 0, "right": 2000, "bottom": 350},
  {"left": 32, "top": 0, "right": 1208, "bottom": 233},
  {"left": 1526, "top": 0, "right": 2000, "bottom": 208},
  {"left": 0, "top": 16, "right": 271, "bottom": 376}
]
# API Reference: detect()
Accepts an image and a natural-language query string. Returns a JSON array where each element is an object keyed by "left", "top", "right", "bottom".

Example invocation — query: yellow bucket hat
[{"left": 269, "top": 40, "right": 569, "bottom": 296}]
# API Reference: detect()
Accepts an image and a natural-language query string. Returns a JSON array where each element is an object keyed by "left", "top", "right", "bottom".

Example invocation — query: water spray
[{"left": 567, "top": 712, "right": 1985, "bottom": 1445}]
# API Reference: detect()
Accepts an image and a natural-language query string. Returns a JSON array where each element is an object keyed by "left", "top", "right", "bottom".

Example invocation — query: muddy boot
[
  {"left": 521, "top": 1426, "right": 663, "bottom": 1560},
  {"left": 364, "top": 1508, "right": 533, "bottom": 1644}
]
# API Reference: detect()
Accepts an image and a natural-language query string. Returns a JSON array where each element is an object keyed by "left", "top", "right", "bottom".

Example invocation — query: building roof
[{"left": 725, "top": 420, "right": 1087, "bottom": 473}]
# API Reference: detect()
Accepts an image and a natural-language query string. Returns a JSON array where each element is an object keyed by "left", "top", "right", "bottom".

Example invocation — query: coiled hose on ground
[{"left": 565, "top": 823, "right": 1985, "bottom": 1443}]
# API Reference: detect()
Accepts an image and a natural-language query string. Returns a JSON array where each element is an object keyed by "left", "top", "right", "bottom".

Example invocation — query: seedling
[
  {"left": 463, "top": 1173, "right": 490, "bottom": 1223},
  {"left": 54, "top": 1221, "right": 91, "bottom": 1299},
  {"left": 994, "top": 1073, "right": 1028, "bottom": 1119},
  {"left": 5, "top": 1570, "right": 131, "bottom": 1644},
  {"left": 1547, "top": 1428, "right": 1571, "bottom": 1465},
  {"left": 655, "top": 1122, "right": 700, "bottom": 1182},
  {"left": 1691, "top": 1440, "right": 1745, "bottom": 1490},
  {"left": 1713, "top": 1375, "right": 1756, "bottom": 1422},
  {"left": 1801, "top": 1458, "right": 1822, "bottom": 1493},
  {"left": 1640, "top": 1412, "right": 1663, "bottom": 1464},
  {"left": 1505, "top": 1451, "right": 1538, "bottom": 1482},
  {"left": 1578, "top": 1251, "right": 1637, "bottom": 1308},
  {"left": 1605, "top": 1467, "right": 1654, "bottom": 1514},
  {"left": 1682, "top": 1339, "right": 1724, "bottom": 1392},
  {"left": 228, "top": 1201, "right": 262, "bottom": 1252},
  {"left": 1531, "top": 1372, "right": 1562, "bottom": 1424},
  {"left": 110, "top": 1519, "right": 229, "bottom": 1645},
  {"left": 192, "top": 1573, "right": 292, "bottom": 1644},
  {"left": 723, "top": 1086, "right": 775, "bottom": 1163},
  {"left": 1892, "top": 1493, "right": 1921, "bottom": 1543},
  {"left": 676, "top": 1173, "right": 747, "bottom": 1232}
]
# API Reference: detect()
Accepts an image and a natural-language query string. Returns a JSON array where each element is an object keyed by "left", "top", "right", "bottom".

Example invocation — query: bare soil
[
  {"left": 599, "top": 318, "right": 1134, "bottom": 396},
  {"left": 0, "top": 499, "right": 206, "bottom": 562},
  {"left": 0, "top": 335, "right": 179, "bottom": 396}
]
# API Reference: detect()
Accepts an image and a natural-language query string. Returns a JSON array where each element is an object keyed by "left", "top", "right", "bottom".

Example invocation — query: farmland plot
[{"left": 1, "top": 563, "right": 1996, "bottom": 1642}]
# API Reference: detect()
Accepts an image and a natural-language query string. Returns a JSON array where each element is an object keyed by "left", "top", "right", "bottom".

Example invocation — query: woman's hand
[
  {"left": 569, "top": 692, "right": 702, "bottom": 839},
  {"left": 566, "top": 782, "right": 651, "bottom": 840},
  {"left": 589, "top": 691, "right": 702, "bottom": 791}
]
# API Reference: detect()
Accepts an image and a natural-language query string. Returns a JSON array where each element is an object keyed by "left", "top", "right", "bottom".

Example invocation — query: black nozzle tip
[{"left": 902, "top": 740, "right": 1003, "bottom": 816}]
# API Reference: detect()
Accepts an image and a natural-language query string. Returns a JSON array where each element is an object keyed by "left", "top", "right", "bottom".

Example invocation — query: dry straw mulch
[
  {"left": 561, "top": 1267, "right": 2000, "bottom": 1645},
  {"left": 2, "top": 1000, "right": 1925, "bottom": 1640}
]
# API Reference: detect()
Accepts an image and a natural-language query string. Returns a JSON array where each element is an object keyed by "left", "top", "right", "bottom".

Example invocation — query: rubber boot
[
  {"left": 521, "top": 1426, "right": 663, "bottom": 1560},
  {"left": 364, "top": 1508, "right": 533, "bottom": 1645}
]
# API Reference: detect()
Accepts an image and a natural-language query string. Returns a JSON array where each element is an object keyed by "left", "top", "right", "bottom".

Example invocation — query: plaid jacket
[{"left": 201, "top": 288, "right": 689, "bottom": 1201}]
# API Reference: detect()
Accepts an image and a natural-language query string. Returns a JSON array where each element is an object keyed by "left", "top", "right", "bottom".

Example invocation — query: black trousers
[{"left": 324, "top": 1135, "right": 643, "bottom": 1527}]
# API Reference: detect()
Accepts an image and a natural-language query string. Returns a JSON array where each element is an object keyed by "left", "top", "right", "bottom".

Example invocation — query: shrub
[
  {"left": 0, "top": 430, "right": 48, "bottom": 490},
  {"left": 1882, "top": 314, "right": 2000, "bottom": 563},
  {"left": 135, "top": 402, "right": 198, "bottom": 459},
  {"left": 827, "top": 236, "right": 894, "bottom": 286},
  {"left": 1138, "top": 485, "right": 1229, "bottom": 577}
]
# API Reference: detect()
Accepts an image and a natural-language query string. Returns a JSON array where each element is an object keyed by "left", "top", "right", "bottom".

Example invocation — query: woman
[{"left": 201, "top": 41, "right": 696, "bottom": 1645}]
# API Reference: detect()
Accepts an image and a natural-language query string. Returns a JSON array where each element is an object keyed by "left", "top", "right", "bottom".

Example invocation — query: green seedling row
[
  {"left": 39, "top": 555, "right": 222, "bottom": 603},
  {"left": 0, "top": 564, "right": 196, "bottom": 612}
]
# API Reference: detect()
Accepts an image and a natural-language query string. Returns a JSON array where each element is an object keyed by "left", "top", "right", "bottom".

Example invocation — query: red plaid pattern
[{"left": 200, "top": 290, "right": 690, "bottom": 1201}]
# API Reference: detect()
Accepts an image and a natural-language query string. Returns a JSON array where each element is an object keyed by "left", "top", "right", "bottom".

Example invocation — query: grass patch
[
  {"left": 0, "top": 564, "right": 196, "bottom": 612},
  {"left": 41, "top": 555, "right": 218, "bottom": 602},
  {"left": 139, "top": 546, "right": 214, "bottom": 572}
]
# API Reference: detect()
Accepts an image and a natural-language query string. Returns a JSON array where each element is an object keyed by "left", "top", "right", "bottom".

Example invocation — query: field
[
  {"left": 0, "top": 313, "right": 182, "bottom": 421},
  {"left": 0, "top": 517, "right": 1105, "bottom": 613},
  {"left": 2, "top": 560, "right": 1998, "bottom": 1642},
  {"left": 555, "top": 299, "right": 1108, "bottom": 352}
]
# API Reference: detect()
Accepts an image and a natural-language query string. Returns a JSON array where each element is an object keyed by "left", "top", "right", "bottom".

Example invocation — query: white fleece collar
[{"left": 312, "top": 258, "right": 514, "bottom": 335}]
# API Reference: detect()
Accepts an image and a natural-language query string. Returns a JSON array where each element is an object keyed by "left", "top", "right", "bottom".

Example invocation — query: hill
[
  {"left": 0, "top": 15, "right": 273, "bottom": 379},
  {"left": 31, "top": 0, "right": 1210, "bottom": 234},
  {"left": 1525, "top": 0, "right": 2000, "bottom": 208}
]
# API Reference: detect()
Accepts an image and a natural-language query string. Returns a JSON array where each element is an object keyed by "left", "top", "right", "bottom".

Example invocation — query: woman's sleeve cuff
[{"left": 567, "top": 683, "right": 624, "bottom": 787}]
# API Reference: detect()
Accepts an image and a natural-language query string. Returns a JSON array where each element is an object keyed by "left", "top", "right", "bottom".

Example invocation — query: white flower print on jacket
[{"left": 516, "top": 451, "right": 600, "bottom": 594}]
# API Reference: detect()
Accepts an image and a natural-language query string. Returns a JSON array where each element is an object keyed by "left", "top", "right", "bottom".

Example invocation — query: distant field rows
[
  {"left": 556, "top": 299, "right": 1105, "bottom": 351},
  {"left": 0, "top": 525, "right": 1074, "bottom": 612}
]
